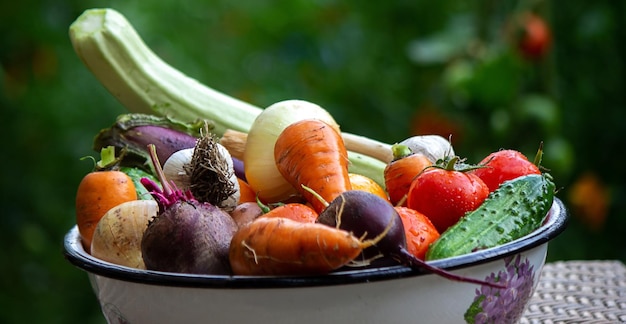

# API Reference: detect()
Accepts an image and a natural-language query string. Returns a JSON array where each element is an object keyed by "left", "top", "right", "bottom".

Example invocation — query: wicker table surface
[{"left": 519, "top": 260, "right": 626, "bottom": 323}]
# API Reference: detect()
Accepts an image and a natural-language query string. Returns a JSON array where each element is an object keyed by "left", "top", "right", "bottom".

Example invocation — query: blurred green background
[{"left": 2, "top": 0, "right": 624, "bottom": 323}]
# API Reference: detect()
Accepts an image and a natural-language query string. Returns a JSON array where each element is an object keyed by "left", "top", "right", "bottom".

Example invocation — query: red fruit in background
[
  {"left": 514, "top": 12, "right": 552, "bottom": 61},
  {"left": 471, "top": 149, "right": 541, "bottom": 192},
  {"left": 406, "top": 158, "right": 489, "bottom": 233},
  {"left": 410, "top": 104, "right": 463, "bottom": 143}
]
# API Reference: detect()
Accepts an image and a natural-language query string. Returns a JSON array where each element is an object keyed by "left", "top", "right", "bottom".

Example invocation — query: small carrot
[
  {"left": 259, "top": 203, "right": 318, "bottom": 223},
  {"left": 229, "top": 217, "right": 379, "bottom": 276},
  {"left": 76, "top": 146, "right": 138, "bottom": 252},
  {"left": 237, "top": 178, "right": 257, "bottom": 204},
  {"left": 394, "top": 207, "right": 440, "bottom": 260},
  {"left": 349, "top": 173, "right": 389, "bottom": 201},
  {"left": 274, "top": 119, "right": 352, "bottom": 214},
  {"left": 384, "top": 144, "right": 432, "bottom": 206}
]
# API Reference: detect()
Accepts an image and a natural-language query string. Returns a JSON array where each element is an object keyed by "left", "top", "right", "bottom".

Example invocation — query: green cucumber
[{"left": 425, "top": 174, "right": 555, "bottom": 260}]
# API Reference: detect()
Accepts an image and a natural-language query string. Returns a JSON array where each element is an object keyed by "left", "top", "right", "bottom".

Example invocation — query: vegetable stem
[{"left": 147, "top": 144, "right": 173, "bottom": 197}]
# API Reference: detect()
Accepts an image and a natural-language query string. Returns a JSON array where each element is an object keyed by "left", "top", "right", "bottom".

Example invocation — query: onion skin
[
  {"left": 230, "top": 202, "right": 264, "bottom": 228},
  {"left": 90, "top": 200, "right": 158, "bottom": 269}
]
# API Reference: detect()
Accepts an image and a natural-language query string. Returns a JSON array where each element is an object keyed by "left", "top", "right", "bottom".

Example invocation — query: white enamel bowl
[{"left": 64, "top": 198, "right": 568, "bottom": 324}]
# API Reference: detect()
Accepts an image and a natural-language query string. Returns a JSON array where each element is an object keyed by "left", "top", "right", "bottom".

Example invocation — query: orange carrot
[
  {"left": 229, "top": 217, "right": 374, "bottom": 275},
  {"left": 237, "top": 178, "right": 257, "bottom": 204},
  {"left": 384, "top": 144, "right": 432, "bottom": 206},
  {"left": 274, "top": 119, "right": 352, "bottom": 213},
  {"left": 349, "top": 173, "right": 389, "bottom": 201},
  {"left": 259, "top": 203, "right": 318, "bottom": 223},
  {"left": 76, "top": 146, "right": 137, "bottom": 252},
  {"left": 394, "top": 207, "right": 440, "bottom": 260}
]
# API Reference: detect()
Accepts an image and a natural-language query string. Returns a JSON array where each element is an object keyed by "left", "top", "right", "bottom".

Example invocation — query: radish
[
  {"left": 140, "top": 144, "right": 238, "bottom": 275},
  {"left": 317, "top": 190, "right": 505, "bottom": 288}
]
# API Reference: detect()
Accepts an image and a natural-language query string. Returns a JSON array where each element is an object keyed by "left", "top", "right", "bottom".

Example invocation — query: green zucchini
[
  {"left": 425, "top": 174, "right": 555, "bottom": 260},
  {"left": 68, "top": 8, "right": 391, "bottom": 186}
]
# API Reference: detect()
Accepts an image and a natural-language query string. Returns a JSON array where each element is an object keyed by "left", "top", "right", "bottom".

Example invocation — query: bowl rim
[{"left": 63, "top": 197, "right": 568, "bottom": 289}]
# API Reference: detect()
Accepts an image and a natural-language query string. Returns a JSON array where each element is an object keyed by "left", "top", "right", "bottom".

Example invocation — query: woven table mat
[{"left": 519, "top": 260, "right": 626, "bottom": 323}]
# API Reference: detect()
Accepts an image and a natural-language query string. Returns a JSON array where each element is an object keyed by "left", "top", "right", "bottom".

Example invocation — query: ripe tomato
[
  {"left": 515, "top": 12, "right": 551, "bottom": 61},
  {"left": 471, "top": 149, "right": 541, "bottom": 192},
  {"left": 406, "top": 164, "right": 489, "bottom": 233},
  {"left": 394, "top": 206, "right": 440, "bottom": 260}
]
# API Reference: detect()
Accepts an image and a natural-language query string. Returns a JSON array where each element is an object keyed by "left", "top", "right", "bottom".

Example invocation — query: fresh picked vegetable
[
  {"left": 348, "top": 173, "right": 389, "bottom": 201},
  {"left": 69, "top": 9, "right": 260, "bottom": 136},
  {"left": 258, "top": 203, "right": 319, "bottom": 223},
  {"left": 162, "top": 131, "right": 240, "bottom": 211},
  {"left": 384, "top": 144, "right": 433, "bottom": 206},
  {"left": 394, "top": 206, "right": 440, "bottom": 260},
  {"left": 69, "top": 8, "right": 556, "bottom": 288},
  {"left": 398, "top": 135, "right": 455, "bottom": 164},
  {"left": 90, "top": 200, "right": 158, "bottom": 269},
  {"left": 69, "top": 8, "right": 392, "bottom": 187},
  {"left": 316, "top": 190, "right": 504, "bottom": 288},
  {"left": 228, "top": 216, "right": 384, "bottom": 276},
  {"left": 426, "top": 173, "right": 556, "bottom": 260},
  {"left": 406, "top": 156, "right": 490, "bottom": 233},
  {"left": 76, "top": 146, "right": 138, "bottom": 252},
  {"left": 140, "top": 144, "right": 238, "bottom": 275},
  {"left": 229, "top": 202, "right": 264, "bottom": 228},
  {"left": 220, "top": 129, "right": 388, "bottom": 189},
  {"left": 244, "top": 100, "right": 342, "bottom": 204},
  {"left": 470, "top": 147, "right": 542, "bottom": 192},
  {"left": 274, "top": 118, "right": 352, "bottom": 214},
  {"left": 93, "top": 113, "right": 201, "bottom": 172}
]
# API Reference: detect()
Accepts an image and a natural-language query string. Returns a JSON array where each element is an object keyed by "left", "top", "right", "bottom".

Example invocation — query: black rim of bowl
[{"left": 63, "top": 198, "right": 568, "bottom": 289}]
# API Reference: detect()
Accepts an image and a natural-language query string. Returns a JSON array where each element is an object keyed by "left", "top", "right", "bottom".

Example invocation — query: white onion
[
  {"left": 244, "top": 99, "right": 340, "bottom": 203},
  {"left": 90, "top": 200, "right": 158, "bottom": 269}
]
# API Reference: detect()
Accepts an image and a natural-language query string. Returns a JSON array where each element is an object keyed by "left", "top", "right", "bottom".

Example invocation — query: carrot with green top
[{"left": 76, "top": 146, "right": 138, "bottom": 252}]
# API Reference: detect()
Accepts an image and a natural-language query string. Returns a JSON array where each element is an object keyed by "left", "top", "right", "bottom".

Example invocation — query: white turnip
[{"left": 90, "top": 199, "right": 158, "bottom": 269}]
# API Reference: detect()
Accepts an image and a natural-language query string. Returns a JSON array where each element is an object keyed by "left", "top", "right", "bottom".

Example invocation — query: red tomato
[
  {"left": 471, "top": 149, "right": 541, "bottom": 192},
  {"left": 394, "top": 207, "right": 440, "bottom": 260},
  {"left": 406, "top": 166, "right": 489, "bottom": 233},
  {"left": 516, "top": 12, "right": 551, "bottom": 61}
]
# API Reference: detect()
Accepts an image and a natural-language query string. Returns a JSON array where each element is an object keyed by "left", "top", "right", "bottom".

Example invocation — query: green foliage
[{"left": 1, "top": 0, "right": 625, "bottom": 322}]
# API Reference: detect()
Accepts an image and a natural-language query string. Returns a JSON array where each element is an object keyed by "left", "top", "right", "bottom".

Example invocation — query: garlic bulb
[
  {"left": 187, "top": 140, "right": 240, "bottom": 211},
  {"left": 399, "top": 135, "right": 455, "bottom": 163},
  {"left": 162, "top": 140, "right": 240, "bottom": 211},
  {"left": 163, "top": 148, "right": 194, "bottom": 190}
]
